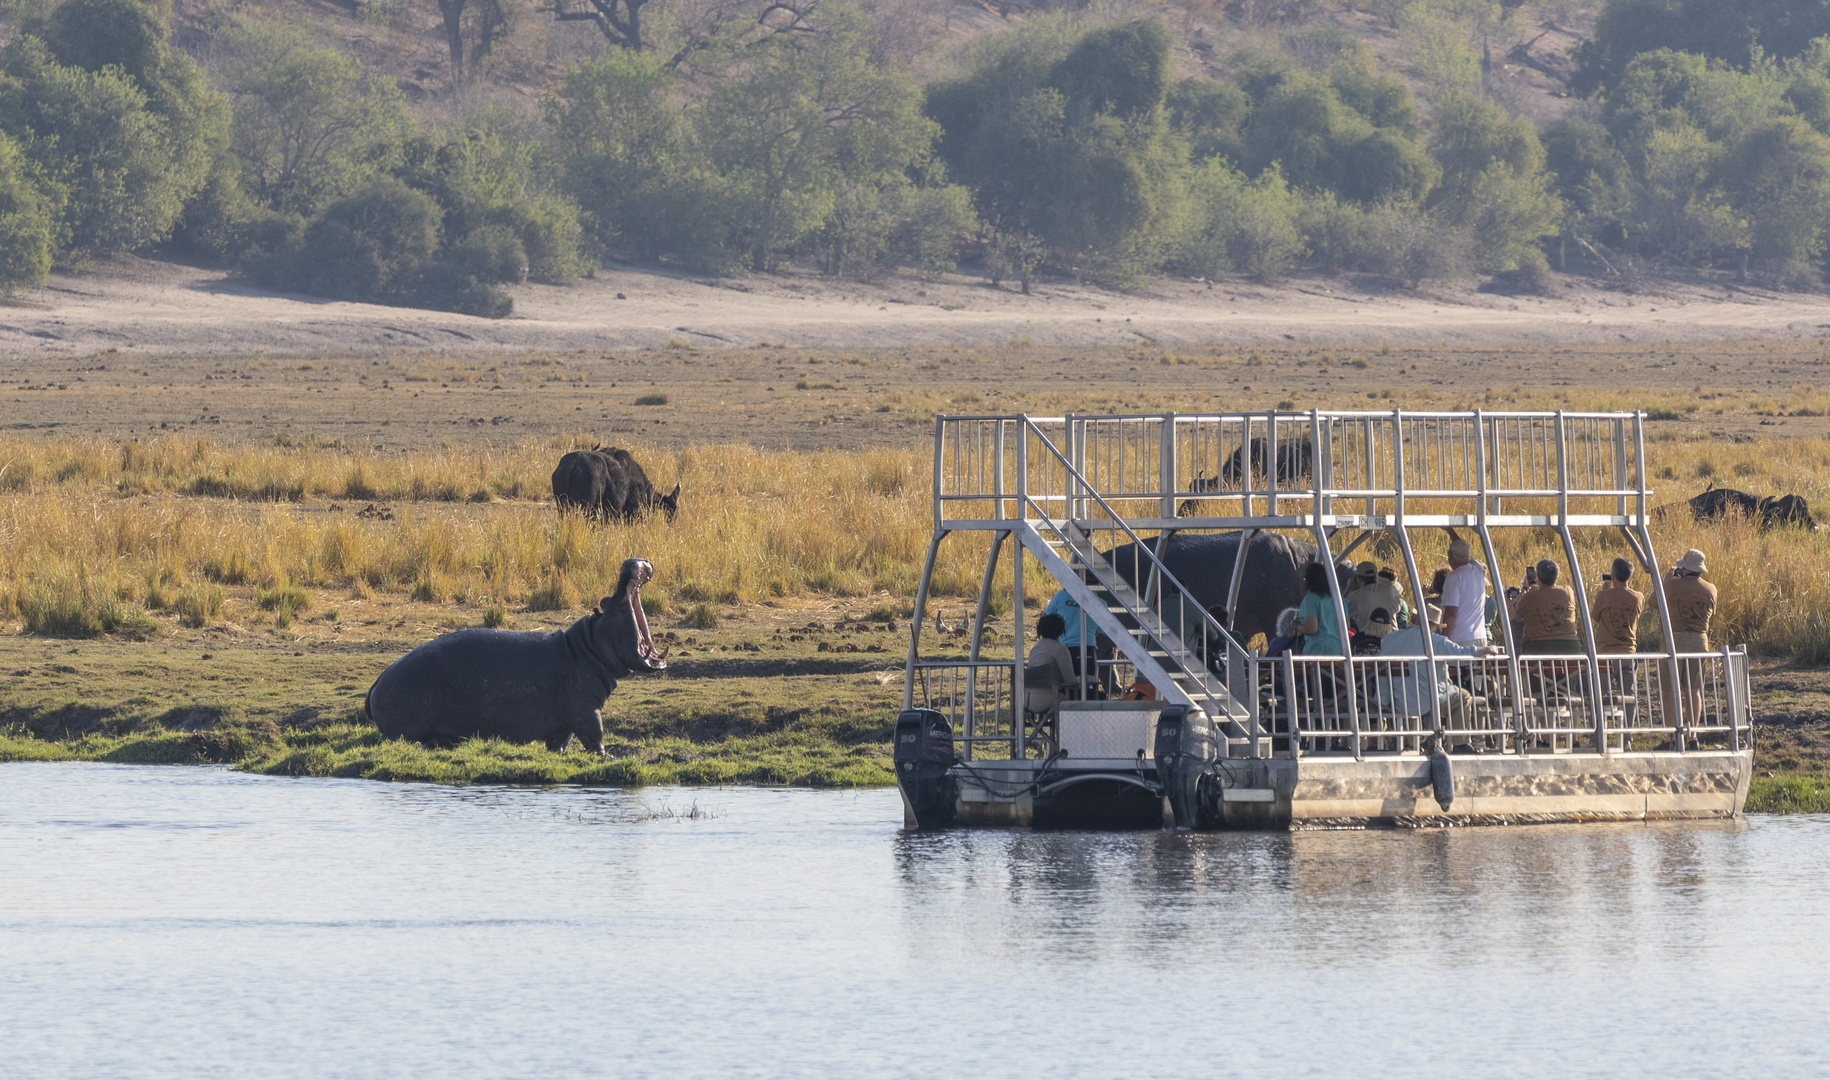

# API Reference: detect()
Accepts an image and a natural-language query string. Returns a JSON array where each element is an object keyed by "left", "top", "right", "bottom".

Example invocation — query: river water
[{"left": 3, "top": 763, "right": 1825, "bottom": 1079}]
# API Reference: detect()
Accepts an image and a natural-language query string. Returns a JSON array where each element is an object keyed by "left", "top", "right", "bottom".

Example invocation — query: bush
[
  {"left": 21, "top": 569, "right": 153, "bottom": 637},
  {"left": 681, "top": 602, "right": 720, "bottom": 629},
  {"left": 1178, "top": 161, "right": 1305, "bottom": 282},
  {"left": 174, "top": 583, "right": 224, "bottom": 628},
  {"left": 0, "top": 132, "right": 53, "bottom": 293},
  {"left": 0, "top": 36, "right": 186, "bottom": 254},
  {"left": 255, "top": 580, "right": 311, "bottom": 627},
  {"left": 288, "top": 178, "right": 442, "bottom": 299}
]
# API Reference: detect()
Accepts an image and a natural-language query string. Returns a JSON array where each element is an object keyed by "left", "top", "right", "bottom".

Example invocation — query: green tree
[
  {"left": 216, "top": 19, "right": 410, "bottom": 215},
  {"left": 1427, "top": 90, "right": 1562, "bottom": 271},
  {"left": 1178, "top": 160, "right": 1304, "bottom": 281},
  {"left": 926, "top": 17, "right": 1184, "bottom": 289},
  {"left": 544, "top": 48, "right": 706, "bottom": 262},
  {"left": 398, "top": 116, "right": 587, "bottom": 282},
  {"left": 0, "top": 36, "right": 187, "bottom": 253},
  {"left": 0, "top": 131, "right": 53, "bottom": 292},
  {"left": 697, "top": 5, "right": 938, "bottom": 272},
  {"left": 1717, "top": 115, "right": 1830, "bottom": 279},
  {"left": 1575, "top": 0, "right": 1830, "bottom": 94}
]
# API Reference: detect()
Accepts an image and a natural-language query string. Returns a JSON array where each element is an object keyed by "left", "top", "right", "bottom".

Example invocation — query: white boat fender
[{"left": 1430, "top": 748, "right": 1454, "bottom": 811}]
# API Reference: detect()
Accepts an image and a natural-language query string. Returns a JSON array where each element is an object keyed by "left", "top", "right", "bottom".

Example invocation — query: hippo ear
[
  {"left": 598, "top": 596, "right": 616, "bottom": 613},
  {"left": 668, "top": 483, "right": 680, "bottom": 500}
]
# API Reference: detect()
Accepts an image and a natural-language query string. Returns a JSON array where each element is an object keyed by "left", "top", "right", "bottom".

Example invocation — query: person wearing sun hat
[
  {"left": 1664, "top": 548, "right": 1717, "bottom": 744},
  {"left": 1347, "top": 561, "right": 1403, "bottom": 639}
]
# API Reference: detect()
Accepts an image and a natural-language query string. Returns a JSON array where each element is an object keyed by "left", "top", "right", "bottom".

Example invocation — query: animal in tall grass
[
  {"left": 1103, "top": 532, "right": 1353, "bottom": 645},
  {"left": 1667, "top": 484, "right": 1820, "bottom": 531},
  {"left": 1222, "top": 436, "right": 1314, "bottom": 487},
  {"left": 552, "top": 446, "right": 679, "bottom": 521},
  {"left": 365, "top": 558, "right": 667, "bottom": 753},
  {"left": 1177, "top": 437, "right": 1315, "bottom": 515}
]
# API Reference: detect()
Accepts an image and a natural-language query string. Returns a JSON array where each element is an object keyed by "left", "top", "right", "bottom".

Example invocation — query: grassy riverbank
[
  {"left": 3, "top": 343, "right": 1827, "bottom": 802},
  {"left": 0, "top": 603, "right": 921, "bottom": 787}
]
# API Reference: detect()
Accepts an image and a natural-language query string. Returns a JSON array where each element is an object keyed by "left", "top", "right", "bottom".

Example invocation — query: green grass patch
[
  {"left": 0, "top": 632, "right": 902, "bottom": 789},
  {"left": 1747, "top": 774, "right": 1830, "bottom": 814}
]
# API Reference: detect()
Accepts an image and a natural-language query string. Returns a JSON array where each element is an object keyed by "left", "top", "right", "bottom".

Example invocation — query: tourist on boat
[
  {"left": 1438, "top": 539, "right": 1489, "bottom": 645},
  {"left": 1666, "top": 548, "right": 1717, "bottom": 740},
  {"left": 1026, "top": 613, "right": 1077, "bottom": 714},
  {"left": 1347, "top": 561, "right": 1403, "bottom": 640},
  {"left": 1265, "top": 607, "right": 1301, "bottom": 658},
  {"left": 1043, "top": 585, "right": 1115, "bottom": 696},
  {"left": 1593, "top": 556, "right": 1645, "bottom": 721},
  {"left": 1508, "top": 559, "right": 1581, "bottom": 655},
  {"left": 1376, "top": 602, "right": 1502, "bottom": 753},
  {"left": 1297, "top": 562, "right": 1343, "bottom": 656},
  {"left": 1592, "top": 557, "right": 1644, "bottom": 655}
]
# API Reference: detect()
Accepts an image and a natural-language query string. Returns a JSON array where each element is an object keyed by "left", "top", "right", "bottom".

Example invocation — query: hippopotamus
[
  {"left": 553, "top": 446, "right": 680, "bottom": 522},
  {"left": 1103, "top": 531, "right": 1352, "bottom": 645},
  {"left": 364, "top": 558, "right": 666, "bottom": 753}
]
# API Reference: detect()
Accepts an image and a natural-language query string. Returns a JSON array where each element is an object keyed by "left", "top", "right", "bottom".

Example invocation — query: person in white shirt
[{"left": 1437, "top": 538, "right": 1490, "bottom": 646}]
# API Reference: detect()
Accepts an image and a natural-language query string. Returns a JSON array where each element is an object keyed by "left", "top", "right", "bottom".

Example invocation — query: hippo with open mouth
[{"left": 364, "top": 558, "right": 667, "bottom": 753}]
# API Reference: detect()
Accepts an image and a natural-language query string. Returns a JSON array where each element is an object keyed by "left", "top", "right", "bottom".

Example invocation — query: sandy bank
[{"left": 4, "top": 256, "right": 1827, "bottom": 358}]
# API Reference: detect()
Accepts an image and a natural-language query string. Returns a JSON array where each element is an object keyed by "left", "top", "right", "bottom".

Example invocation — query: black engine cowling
[
  {"left": 1154, "top": 705, "right": 1219, "bottom": 830},
  {"left": 894, "top": 709, "right": 958, "bottom": 829}
]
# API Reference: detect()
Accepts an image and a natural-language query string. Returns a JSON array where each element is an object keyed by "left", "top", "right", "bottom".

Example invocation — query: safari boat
[{"left": 893, "top": 410, "right": 1754, "bottom": 830}]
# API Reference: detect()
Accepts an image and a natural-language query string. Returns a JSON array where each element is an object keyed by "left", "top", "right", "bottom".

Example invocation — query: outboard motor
[
  {"left": 894, "top": 709, "right": 957, "bottom": 830},
  {"left": 1154, "top": 706, "right": 1218, "bottom": 830}
]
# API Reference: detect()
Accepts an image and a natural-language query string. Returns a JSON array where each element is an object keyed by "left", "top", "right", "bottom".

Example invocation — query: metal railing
[
  {"left": 908, "top": 410, "right": 1748, "bottom": 764},
  {"left": 932, "top": 410, "right": 1649, "bottom": 526},
  {"left": 1249, "top": 647, "right": 1748, "bottom": 757},
  {"left": 1013, "top": 418, "right": 1252, "bottom": 736},
  {"left": 910, "top": 661, "right": 1025, "bottom": 761}
]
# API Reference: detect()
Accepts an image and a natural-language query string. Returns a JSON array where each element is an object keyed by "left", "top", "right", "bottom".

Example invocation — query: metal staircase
[{"left": 1012, "top": 431, "right": 1259, "bottom": 751}]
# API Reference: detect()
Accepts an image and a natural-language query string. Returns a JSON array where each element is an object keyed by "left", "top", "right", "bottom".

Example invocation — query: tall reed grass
[
  {"left": 0, "top": 436, "right": 981, "bottom": 629},
  {"left": 1, "top": 432, "right": 1824, "bottom": 660}
]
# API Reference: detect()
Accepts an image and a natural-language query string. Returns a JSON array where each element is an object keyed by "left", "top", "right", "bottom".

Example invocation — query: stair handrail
[{"left": 1018, "top": 418, "right": 1246, "bottom": 719}]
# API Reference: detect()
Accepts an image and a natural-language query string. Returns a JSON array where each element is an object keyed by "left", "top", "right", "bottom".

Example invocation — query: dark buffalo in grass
[
  {"left": 1672, "top": 485, "right": 1821, "bottom": 531},
  {"left": 364, "top": 558, "right": 667, "bottom": 753},
  {"left": 552, "top": 446, "right": 679, "bottom": 521}
]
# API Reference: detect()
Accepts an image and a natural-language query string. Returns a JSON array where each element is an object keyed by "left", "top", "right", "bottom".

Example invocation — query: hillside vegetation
[{"left": 1, "top": 0, "right": 1830, "bottom": 311}]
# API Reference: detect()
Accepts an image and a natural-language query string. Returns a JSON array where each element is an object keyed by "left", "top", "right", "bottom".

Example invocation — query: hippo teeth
[{"left": 628, "top": 580, "right": 664, "bottom": 668}]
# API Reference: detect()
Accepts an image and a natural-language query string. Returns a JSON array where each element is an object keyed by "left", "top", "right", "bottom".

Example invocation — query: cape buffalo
[
  {"left": 1670, "top": 485, "right": 1820, "bottom": 530},
  {"left": 1221, "top": 437, "right": 1315, "bottom": 487},
  {"left": 552, "top": 447, "right": 679, "bottom": 521},
  {"left": 365, "top": 558, "right": 667, "bottom": 753},
  {"left": 1103, "top": 531, "right": 1353, "bottom": 645},
  {"left": 1758, "top": 493, "right": 1820, "bottom": 531}
]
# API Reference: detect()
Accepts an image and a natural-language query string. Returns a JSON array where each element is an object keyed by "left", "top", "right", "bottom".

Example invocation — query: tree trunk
[{"left": 437, "top": 0, "right": 467, "bottom": 82}]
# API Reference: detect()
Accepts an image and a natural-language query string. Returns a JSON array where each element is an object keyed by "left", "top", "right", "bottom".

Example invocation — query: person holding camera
[
  {"left": 1508, "top": 559, "right": 1579, "bottom": 655},
  {"left": 1664, "top": 548, "right": 1717, "bottom": 746},
  {"left": 1592, "top": 557, "right": 1645, "bottom": 719}
]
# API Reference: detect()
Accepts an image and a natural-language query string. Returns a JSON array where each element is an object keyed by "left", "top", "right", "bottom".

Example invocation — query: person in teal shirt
[
  {"left": 1297, "top": 562, "right": 1343, "bottom": 656},
  {"left": 1042, "top": 590, "right": 1085, "bottom": 648}
]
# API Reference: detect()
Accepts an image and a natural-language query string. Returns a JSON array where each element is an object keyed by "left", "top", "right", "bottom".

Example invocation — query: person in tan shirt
[
  {"left": 1508, "top": 559, "right": 1580, "bottom": 655},
  {"left": 1592, "top": 556, "right": 1645, "bottom": 720},
  {"left": 1664, "top": 548, "right": 1718, "bottom": 743},
  {"left": 1591, "top": 557, "right": 1644, "bottom": 654}
]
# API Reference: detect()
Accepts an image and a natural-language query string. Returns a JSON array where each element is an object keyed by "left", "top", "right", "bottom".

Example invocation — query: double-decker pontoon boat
[{"left": 893, "top": 411, "right": 1754, "bottom": 829}]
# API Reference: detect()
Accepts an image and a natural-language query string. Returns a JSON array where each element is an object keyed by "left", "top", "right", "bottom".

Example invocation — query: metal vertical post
[
  {"left": 1012, "top": 422, "right": 1027, "bottom": 760},
  {"left": 903, "top": 531, "right": 944, "bottom": 711},
  {"left": 1633, "top": 412, "right": 1683, "bottom": 751},
  {"left": 993, "top": 418, "right": 1006, "bottom": 524}
]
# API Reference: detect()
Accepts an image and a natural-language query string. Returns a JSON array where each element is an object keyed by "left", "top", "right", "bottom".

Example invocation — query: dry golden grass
[{"left": 1, "top": 430, "right": 1824, "bottom": 660}]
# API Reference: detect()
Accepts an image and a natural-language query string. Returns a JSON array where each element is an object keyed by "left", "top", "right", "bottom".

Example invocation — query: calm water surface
[{"left": 3, "top": 762, "right": 1826, "bottom": 1079}]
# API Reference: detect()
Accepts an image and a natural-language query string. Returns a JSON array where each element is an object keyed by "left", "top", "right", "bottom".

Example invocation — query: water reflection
[{"left": 2, "top": 764, "right": 1822, "bottom": 1080}]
